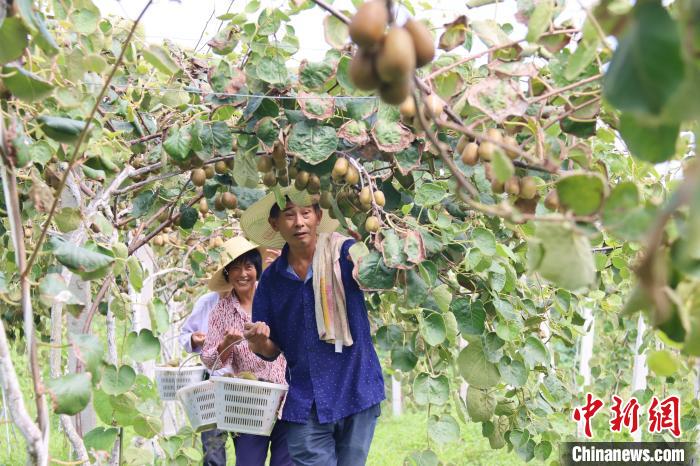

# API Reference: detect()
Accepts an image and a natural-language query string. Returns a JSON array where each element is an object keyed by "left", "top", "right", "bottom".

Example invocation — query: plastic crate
[
  {"left": 211, "top": 376, "right": 288, "bottom": 436},
  {"left": 176, "top": 380, "right": 217, "bottom": 433},
  {"left": 155, "top": 365, "right": 207, "bottom": 401}
]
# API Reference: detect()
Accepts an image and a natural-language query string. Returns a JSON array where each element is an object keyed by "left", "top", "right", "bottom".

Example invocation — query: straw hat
[
  {"left": 207, "top": 236, "right": 260, "bottom": 293},
  {"left": 239, "top": 186, "right": 340, "bottom": 248}
]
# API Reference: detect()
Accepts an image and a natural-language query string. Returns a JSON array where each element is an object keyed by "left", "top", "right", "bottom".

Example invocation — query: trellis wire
[{"left": 107, "top": 85, "right": 379, "bottom": 101}]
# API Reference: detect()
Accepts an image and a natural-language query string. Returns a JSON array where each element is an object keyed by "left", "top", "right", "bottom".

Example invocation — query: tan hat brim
[
  {"left": 207, "top": 237, "right": 260, "bottom": 292},
  {"left": 240, "top": 187, "right": 340, "bottom": 248}
]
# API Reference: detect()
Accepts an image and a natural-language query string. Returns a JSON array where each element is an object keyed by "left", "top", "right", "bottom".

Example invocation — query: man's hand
[
  {"left": 191, "top": 331, "right": 206, "bottom": 350},
  {"left": 243, "top": 321, "right": 270, "bottom": 344}
]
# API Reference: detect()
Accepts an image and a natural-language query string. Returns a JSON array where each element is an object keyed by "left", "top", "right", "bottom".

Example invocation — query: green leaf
[
  {"left": 72, "top": 334, "right": 104, "bottom": 378},
  {"left": 37, "top": 116, "right": 86, "bottom": 144},
  {"left": 55, "top": 207, "right": 82, "bottom": 232},
  {"left": 405, "top": 268, "right": 428, "bottom": 308},
  {"left": 358, "top": 250, "right": 396, "bottom": 290},
  {"left": 556, "top": 172, "right": 607, "bottom": 215},
  {"left": 256, "top": 56, "right": 288, "bottom": 87},
  {"left": 47, "top": 373, "right": 91, "bottom": 415},
  {"left": 127, "top": 256, "right": 144, "bottom": 292},
  {"left": 564, "top": 40, "right": 598, "bottom": 80},
  {"left": 2, "top": 64, "right": 53, "bottom": 102},
  {"left": 50, "top": 237, "right": 114, "bottom": 276},
  {"left": 391, "top": 346, "right": 418, "bottom": 371},
  {"left": 323, "top": 14, "right": 349, "bottom": 49},
  {"left": 647, "top": 349, "right": 679, "bottom": 377},
  {"left": 472, "top": 227, "right": 497, "bottom": 256},
  {"left": 299, "top": 60, "right": 336, "bottom": 89},
  {"left": 466, "top": 386, "right": 496, "bottom": 422},
  {"left": 415, "top": 182, "right": 447, "bottom": 207},
  {"left": 255, "top": 117, "right": 280, "bottom": 149},
  {"left": 439, "top": 16, "right": 468, "bottom": 52},
  {"left": 421, "top": 313, "right": 446, "bottom": 346},
  {"left": 520, "top": 336, "right": 549, "bottom": 368},
  {"left": 126, "top": 329, "right": 161, "bottom": 362},
  {"left": 619, "top": 112, "right": 679, "bottom": 163},
  {"left": 101, "top": 364, "right": 136, "bottom": 395},
  {"left": 427, "top": 415, "right": 460, "bottom": 444},
  {"left": 535, "top": 441, "right": 553, "bottom": 461},
  {"left": 71, "top": 8, "right": 100, "bottom": 34},
  {"left": 286, "top": 121, "right": 338, "bottom": 165},
  {"left": 408, "top": 450, "right": 439, "bottom": 466},
  {"left": 232, "top": 150, "right": 259, "bottom": 189},
  {"left": 526, "top": 0, "right": 554, "bottom": 42},
  {"left": 527, "top": 222, "right": 595, "bottom": 290},
  {"left": 602, "top": 0, "right": 684, "bottom": 117},
  {"left": 133, "top": 415, "right": 162, "bottom": 439},
  {"left": 491, "top": 149, "right": 514, "bottom": 183},
  {"left": 163, "top": 126, "right": 192, "bottom": 161},
  {"left": 0, "top": 17, "right": 29, "bottom": 64},
  {"left": 84, "top": 427, "right": 118, "bottom": 453},
  {"left": 413, "top": 373, "right": 449, "bottom": 406},
  {"left": 602, "top": 182, "right": 654, "bottom": 241},
  {"left": 131, "top": 190, "right": 156, "bottom": 219},
  {"left": 451, "top": 298, "right": 486, "bottom": 335},
  {"left": 458, "top": 341, "right": 501, "bottom": 388},
  {"left": 498, "top": 356, "right": 529, "bottom": 387},
  {"left": 382, "top": 229, "right": 408, "bottom": 268},
  {"left": 143, "top": 45, "right": 180, "bottom": 76},
  {"left": 39, "top": 273, "right": 84, "bottom": 307}
]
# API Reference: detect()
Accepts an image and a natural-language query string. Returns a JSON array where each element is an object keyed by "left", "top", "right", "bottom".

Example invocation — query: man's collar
[{"left": 274, "top": 243, "right": 291, "bottom": 274}]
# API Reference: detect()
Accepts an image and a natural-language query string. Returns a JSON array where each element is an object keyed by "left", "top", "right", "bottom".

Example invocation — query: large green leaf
[
  {"left": 323, "top": 15, "right": 349, "bottom": 49},
  {"left": 391, "top": 346, "right": 418, "bottom": 371},
  {"left": 413, "top": 373, "right": 449, "bottom": 406},
  {"left": 520, "top": 336, "right": 549, "bottom": 369},
  {"left": 50, "top": 237, "right": 114, "bottom": 276},
  {"left": 526, "top": 0, "right": 554, "bottom": 42},
  {"left": 357, "top": 250, "right": 396, "bottom": 290},
  {"left": 233, "top": 150, "right": 260, "bottom": 189},
  {"left": 143, "top": 45, "right": 180, "bottom": 76},
  {"left": 256, "top": 56, "right": 288, "bottom": 87},
  {"left": 101, "top": 364, "right": 136, "bottom": 395},
  {"left": 602, "top": 0, "right": 684, "bottom": 117},
  {"left": 451, "top": 298, "right": 485, "bottom": 335},
  {"left": 84, "top": 427, "right": 119, "bottom": 453},
  {"left": 299, "top": 60, "right": 336, "bottom": 90},
  {"left": 47, "top": 373, "right": 91, "bottom": 415},
  {"left": 0, "top": 17, "right": 29, "bottom": 64},
  {"left": 2, "top": 64, "right": 53, "bottom": 102},
  {"left": 471, "top": 227, "right": 497, "bottom": 256},
  {"left": 286, "top": 121, "right": 338, "bottom": 165},
  {"left": 420, "top": 313, "right": 446, "bottom": 346},
  {"left": 458, "top": 341, "right": 501, "bottom": 388},
  {"left": 466, "top": 386, "right": 496, "bottom": 422},
  {"left": 38, "top": 273, "right": 84, "bottom": 307},
  {"left": 619, "top": 112, "right": 679, "bottom": 163},
  {"left": 527, "top": 222, "right": 595, "bottom": 290},
  {"left": 133, "top": 415, "right": 162, "bottom": 438},
  {"left": 163, "top": 126, "right": 192, "bottom": 161},
  {"left": 498, "top": 356, "right": 529, "bottom": 387},
  {"left": 602, "top": 182, "right": 654, "bottom": 241},
  {"left": 647, "top": 350, "right": 679, "bottom": 377},
  {"left": 126, "top": 329, "right": 161, "bottom": 362},
  {"left": 556, "top": 172, "right": 607, "bottom": 216},
  {"left": 72, "top": 334, "right": 104, "bottom": 378},
  {"left": 427, "top": 415, "right": 460, "bottom": 444}
]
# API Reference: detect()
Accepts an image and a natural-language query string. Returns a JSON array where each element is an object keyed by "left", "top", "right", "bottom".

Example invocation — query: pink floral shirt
[{"left": 201, "top": 293, "right": 287, "bottom": 385}]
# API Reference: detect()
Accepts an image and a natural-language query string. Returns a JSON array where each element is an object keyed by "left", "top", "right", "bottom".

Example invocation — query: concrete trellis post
[{"left": 630, "top": 315, "right": 648, "bottom": 442}]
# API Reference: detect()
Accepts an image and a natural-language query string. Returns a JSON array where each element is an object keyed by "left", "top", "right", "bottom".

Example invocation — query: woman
[{"left": 201, "top": 236, "right": 291, "bottom": 466}]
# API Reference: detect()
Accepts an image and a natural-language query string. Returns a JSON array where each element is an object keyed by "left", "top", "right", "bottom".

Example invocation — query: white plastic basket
[
  {"left": 155, "top": 365, "right": 207, "bottom": 401},
  {"left": 211, "top": 376, "right": 288, "bottom": 436},
  {"left": 176, "top": 381, "right": 217, "bottom": 433}
]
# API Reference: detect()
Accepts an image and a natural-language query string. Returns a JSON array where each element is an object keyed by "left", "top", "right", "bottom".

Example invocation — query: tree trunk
[{"left": 630, "top": 315, "right": 648, "bottom": 442}]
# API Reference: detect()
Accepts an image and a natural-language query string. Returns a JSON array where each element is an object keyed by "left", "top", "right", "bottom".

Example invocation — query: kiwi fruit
[
  {"left": 277, "top": 172, "right": 290, "bottom": 187},
  {"left": 399, "top": 96, "right": 416, "bottom": 118},
  {"left": 379, "top": 79, "right": 411, "bottom": 105},
  {"left": 257, "top": 157, "right": 273, "bottom": 173},
  {"left": 374, "top": 190, "right": 386, "bottom": 207},
  {"left": 225, "top": 158, "right": 235, "bottom": 169},
  {"left": 237, "top": 371, "right": 258, "bottom": 381},
  {"left": 349, "top": 49, "right": 381, "bottom": 91},
  {"left": 359, "top": 187, "right": 372, "bottom": 209},
  {"left": 544, "top": 189, "right": 560, "bottom": 211},
  {"left": 198, "top": 198, "right": 209, "bottom": 215},
  {"left": 333, "top": 158, "right": 349, "bottom": 178},
  {"left": 272, "top": 142, "right": 285, "bottom": 161},
  {"left": 461, "top": 142, "right": 479, "bottom": 166},
  {"left": 365, "top": 215, "right": 380, "bottom": 232},
  {"left": 491, "top": 179, "right": 505, "bottom": 194},
  {"left": 307, "top": 174, "right": 321, "bottom": 194},
  {"left": 456, "top": 136, "right": 468, "bottom": 154},
  {"left": 504, "top": 136, "right": 519, "bottom": 160},
  {"left": 274, "top": 156, "right": 286, "bottom": 170},
  {"left": 425, "top": 93, "right": 444, "bottom": 117},
  {"left": 263, "top": 171, "right": 277, "bottom": 187},
  {"left": 215, "top": 161, "right": 229, "bottom": 174},
  {"left": 320, "top": 191, "right": 333, "bottom": 210},
  {"left": 519, "top": 176, "right": 537, "bottom": 200},
  {"left": 505, "top": 176, "right": 520, "bottom": 196},
  {"left": 191, "top": 169, "right": 206, "bottom": 187},
  {"left": 348, "top": 0, "right": 388, "bottom": 49},
  {"left": 404, "top": 19, "right": 435, "bottom": 68},
  {"left": 478, "top": 141, "right": 495, "bottom": 161},
  {"left": 221, "top": 192, "right": 238, "bottom": 209},
  {"left": 204, "top": 165, "right": 216, "bottom": 179},
  {"left": 486, "top": 127, "right": 503, "bottom": 143},
  {"left": 154, "top": 235, "right": 164, "bottom": 247},
  {"left": 376, "top": 27, "right": 416, "bottom": 83},
  {"left": 294, "top": 171, "right": 310, "bottom": 190},
  {"left": 345, "top": 166, "right": 360, "bottom": 185},
  {"left": 288, "top": 165, "right": 299, "bottom": 179},
  {"left": 214, "top": 194, "right": 225, "bottom": 210}
]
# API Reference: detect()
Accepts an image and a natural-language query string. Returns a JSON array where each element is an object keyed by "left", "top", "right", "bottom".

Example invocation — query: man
[{"left": 241, "top": 187, "right": 385, "bottom": 466}]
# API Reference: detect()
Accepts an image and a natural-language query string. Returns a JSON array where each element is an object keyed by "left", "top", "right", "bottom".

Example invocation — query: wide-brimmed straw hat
[
  {"left": 239, "top": 186, "right": 340, "bottom": 249},
  {"left": 207, "top": 236, "right": 260, "bottom": 293}
]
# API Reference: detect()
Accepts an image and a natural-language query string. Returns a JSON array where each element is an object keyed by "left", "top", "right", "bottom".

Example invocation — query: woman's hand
[
  {"left": 218, "top": 328, "right": 243, "bottom": 353},
  {"left": 191, "top": 331, "right": 206, "bottom": 350}
]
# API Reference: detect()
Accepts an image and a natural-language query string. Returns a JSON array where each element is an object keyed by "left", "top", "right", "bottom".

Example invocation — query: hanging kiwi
[
  {"left": 349, "top": 48, "right": 381, "bottom": 91},
  {"left": 365, "top": 215, "right": 380, "bottom": 232},
  {"left": 399, "top": 96, "right": 417, "bottom": 118},
  {"left": 294, "top": 170, "right": 309, "bottom": 190},
  {"left": 348, "top": 0, "right": 388, "bottom": 49},
  {"left": 379, "top": 79, "right": 411, "bottom": 105},
  {"left": 307, "top": 174, "right": 321, "bottom": 194},
  {"left": 262, "top": 171, "right": 277, "bottom": 187},
  {"left": 190, "top": 169, "right": 206, "bottom": 187},
  {"left": 461, "top": 142, "right": 479, "bottom": 166},
  {"left": 221, "top": 192, "right": 238, "bottom": 209},
  {"left": 404, "top": 19, "right": 435, "bottom": 68},
  {"left": 333, "top": 158, "right": 349, "bottom": 178},
  {"left": 519, "top": 176, "right": 537, "bottom": 200},
  {"left": 505, "top": 176, "right": 520, "bottom": 196},
  {"left": 345, "top": 166, "right": 360, "bottom": 185},
  {"left": 376, "top": 27, "right": 416, "bottom": 83},
  {"left": 257, "top": 156, "right": 273, "bottom": 173},
  {"left": 373, "top": 190, "right": 386, "bottom": 207},
  {"left": 544, "top": 189, "right": 560, "bottom": 210},
  {"left": 359, "top": 187, "right": 372, "bottom": 210},
  {"left": 215, "top": 161, "right": 229, "bottom": 174},
  {"left": 204, "top": 165, "right": 216, "bottom": 179},
  {"left": 319, "top": 191, "right": 333, "bottom": 210}
]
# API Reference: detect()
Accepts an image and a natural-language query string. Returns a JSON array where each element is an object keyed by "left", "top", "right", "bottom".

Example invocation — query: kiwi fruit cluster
[
  {"left": 153, "top": 230, "right": 180, "bottom": 247},
  {"left": 348, "top": 0, "right": 435, "bottom": 105}
]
